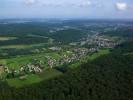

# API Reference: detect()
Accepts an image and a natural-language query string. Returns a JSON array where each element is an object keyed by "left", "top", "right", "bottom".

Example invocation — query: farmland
[{"left": 0, "top": 20, "right": 131, "bottom": 88}]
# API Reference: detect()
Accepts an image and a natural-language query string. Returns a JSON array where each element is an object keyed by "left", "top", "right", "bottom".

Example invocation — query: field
[
  {"left": 7, "top": 74, "right": 42, "bottom": 88},
  {"left": 88, "top": 49, "right": 110, "bottom": 61},
  {"left": 0, "top": 37, "right": 17, "bottom": 41},
  {"left": 7, "top": 69, "right": 62, "bottom": 88},
  {"left": 0, "top": 45, "right": 29, "bottom": 49}
]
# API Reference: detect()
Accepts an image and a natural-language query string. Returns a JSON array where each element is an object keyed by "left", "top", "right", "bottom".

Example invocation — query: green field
[
  {"left": 69, "top": 61, "right": 81, "bottom": 69},
  {"left": 4, "top": 54, "right": 45, "bottom": 70},
  {"left": 88, "top": 49, "right": 110, "bottom": 61},
  {"left": 7, "top": 74, "right": 42, "bottom": 88},
  {"left": 0, "top": 37, "right": 17, "bottom": 41},
  {"left": 7, "top": 69, "right": 62, "bottom": 88},
  {"left": 124, "top": 52, "right": 133, "bottom": 56},
  {"left": 39, "top": 69, "right": 63, "bottom": 80},
  {"left": 0, "top": 45, "right": 30, "bottom": 49},
  {"left": 0, "top": 43, "right": 47, "bottom": 49}
]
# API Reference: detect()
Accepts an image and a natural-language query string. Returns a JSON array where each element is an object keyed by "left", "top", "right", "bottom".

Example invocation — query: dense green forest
[
  {"left": 102, "top": 27, "right": 133, "bottom": 37},
  {"left": 0, "top": 41, "right": 132, "bottom": 100},
  {"left": 51, "top": 29, "right": 86, "bottom": 43},
  {"left": 0, "top": 36, "right": 48, "bottom": 46}
]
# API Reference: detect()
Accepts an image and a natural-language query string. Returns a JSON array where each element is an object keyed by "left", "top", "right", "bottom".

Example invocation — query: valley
[{"left": 0, "top": 20, "right": 127, "bottom": 87}]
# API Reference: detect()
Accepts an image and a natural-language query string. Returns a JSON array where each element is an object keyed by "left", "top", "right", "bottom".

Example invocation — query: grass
[
  {"left": 65, "top": 50, "right": 74, "bottom": 56},
  {"left": 28, "top": 34, "right": 48, "bottom": 39},
  {"left": 39, "top": 69, "right": 63, "bottom": 80},
  {"left": 48, "top": 38, "right": 54, "bottom": 44},
  {"left": 88, "top": 49, "right": 110, "bottom": 61},
  {"left": 44, "top": 52, "right": 61, "bottom": 60},
  {"left": 7, "top": 55, "right": 46, "bottom": 69},
  {"left": 124, "top": 52, "right": 133, "bottom": 56},
  {"left": 100, "top": 35, "right": 120, "bottom": 42},
  {"left": 51, "top": 53, "right": 61, "bottom": 60},
  {"left": 5, "top": 55, "right": 35, "bottom": 70},
  {"left": 7, "top": 74, "right": 42, "bottom": 88},
  {"left": 0, "top": 59, "right": 6, "bottom": 65},
  {"left": 7, "top": 69, "right": 62, "bottom": 88},
  {"left": 0, "top": 43, "right": 46, "bottom": 49},
  {"left": 0, "top": 45, "right": 29, "bottom": 49},
  {"left": 69, "top": 61, "right": 81, "bottom": 69},
  {"left": 0, "top": 37, "right": 17, "bottom": 41}
]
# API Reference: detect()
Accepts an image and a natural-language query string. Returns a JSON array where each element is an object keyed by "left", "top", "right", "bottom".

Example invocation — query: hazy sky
[{"left": 0, "top": 0, "right": 133, "bottom": 19}]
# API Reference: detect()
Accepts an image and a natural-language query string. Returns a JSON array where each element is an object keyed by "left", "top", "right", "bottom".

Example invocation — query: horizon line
[{"left": 0, "top": 17, "right": 133, "bottom": 21}]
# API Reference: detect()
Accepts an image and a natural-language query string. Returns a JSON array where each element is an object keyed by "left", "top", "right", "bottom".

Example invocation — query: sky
[{"left": 0, "top": 0, "right": 133, "bottom": 19}]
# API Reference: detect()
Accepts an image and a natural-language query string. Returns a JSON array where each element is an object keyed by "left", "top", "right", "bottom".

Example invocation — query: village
[{"left": 0, "top": 34, "right": 119, "bottom": 80}]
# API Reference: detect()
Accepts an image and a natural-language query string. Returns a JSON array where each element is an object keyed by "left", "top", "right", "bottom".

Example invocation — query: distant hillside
[
  {"left": 0, "top": 23, "right": 50, "bottom": 37},
  {"left": 102, "top": 27, "right": 133, "bottom": 37}
]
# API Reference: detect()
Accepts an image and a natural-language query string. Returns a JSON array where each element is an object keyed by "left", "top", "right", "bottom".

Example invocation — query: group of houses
[
  {"left": 93, "top": 37, "right": 117, "bottom": 48},
  {"left": 47, "top": 48, "right": 92, "bottom": 68},
  {"left": 83, "top": 34, "right": 118, "bottom": 49},
  {"left": 0, "top": 60, "right": 44, "bottom": 79}
]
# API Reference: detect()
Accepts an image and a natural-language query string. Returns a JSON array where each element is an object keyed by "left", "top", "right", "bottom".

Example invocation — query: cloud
[
  {"left": 23, "top": 0, "right": 100, "bottom": 8},
  {"left": 41, "top": 0, "right": 92, "bottom": 8},
  {"left": 24, "top": 0, "right": 37, "bottom": 5},
  {"left": 116, "top": 2, "right": 128, "bottom": 11},
  {"left": 78, "top": 1, "right": 92, "bottom": 7}
]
